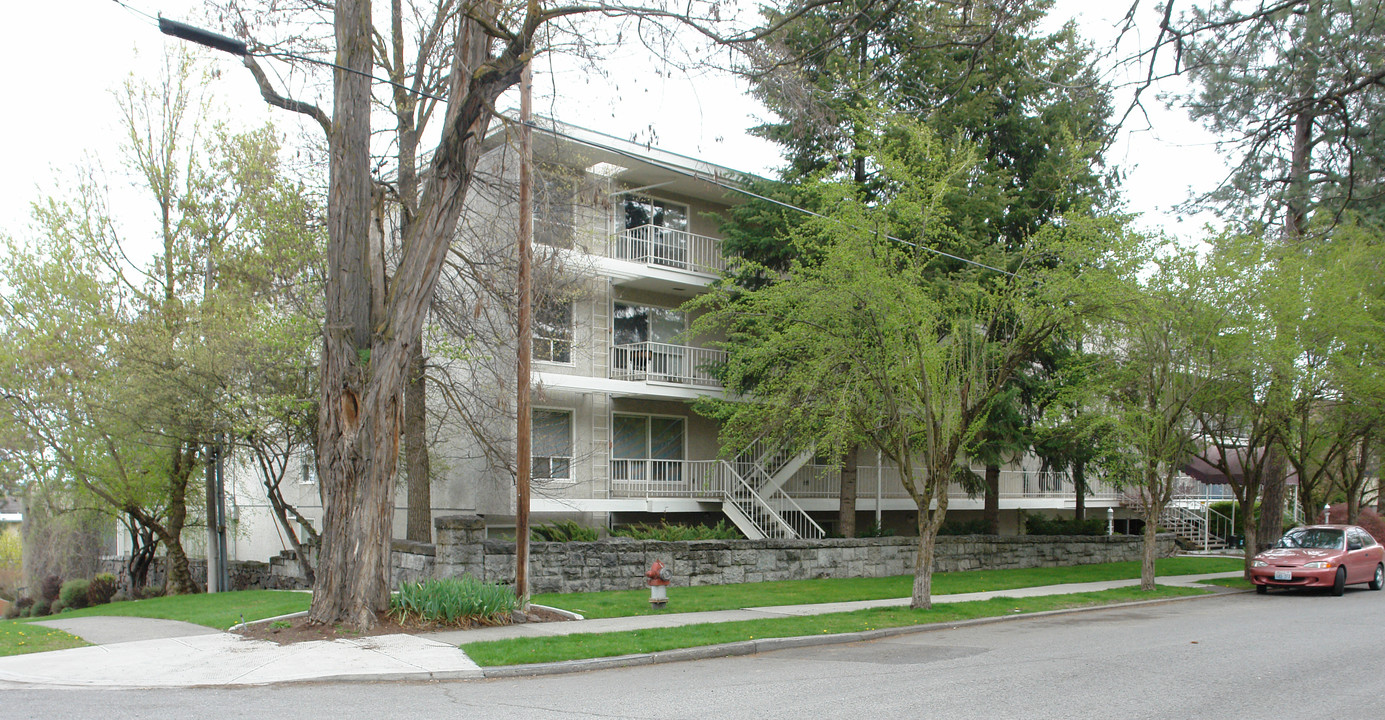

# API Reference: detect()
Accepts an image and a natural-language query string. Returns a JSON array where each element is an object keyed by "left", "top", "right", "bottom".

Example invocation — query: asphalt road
[{"left": 5, "top": 588, "right": 1383, "bottom": 719}]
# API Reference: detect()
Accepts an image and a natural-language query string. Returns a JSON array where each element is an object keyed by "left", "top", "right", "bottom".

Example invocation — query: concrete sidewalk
[{"left": 0, "top": 572, "right": 1242, "bottom": 689}]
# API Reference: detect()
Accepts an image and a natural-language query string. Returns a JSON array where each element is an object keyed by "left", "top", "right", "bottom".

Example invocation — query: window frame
[
  {"left": 531, "top": 407, "right": 576, "bottom": 484},
  {"left": 533, "top": 298, "right": 574, "bottom": 365}
]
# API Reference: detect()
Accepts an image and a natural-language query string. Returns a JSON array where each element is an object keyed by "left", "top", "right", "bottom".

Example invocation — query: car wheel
[
  {"left": 1332, "top": 567, "right": 1347, "bottom": 596},
  {"left": 1370, "top": 564, "right": 1384, "bottom": 591},
  {"left": 1256, "top": 584, "right": 1268, "bottom": 595}
]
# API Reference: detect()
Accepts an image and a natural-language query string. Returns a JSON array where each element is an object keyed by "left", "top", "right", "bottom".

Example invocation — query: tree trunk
[
  {"left": 983, "top": 464, "right": 1000, "bottom": 534},
  {"left": 310, "top": 3, "right": 510, "bottom": 630},
  {"left": 1257, "top": 448, "right": 1287, "bottom": 553},
  {"left": 310, "top": 0, "right": 391, "bottom": 630},
  {"left": 910, "top": 511, "right": 938, "bottom": 610},
  {"left": 162, "top": 537, "right": 199, "bottom": 595},
  {"left": 1073, "top": 459, "right": 1086, "bottom": 521},
  {"left": 404, "top": 345, "right": 432, "bottom": 542},
  {"left": 1240, "top": 502, "right": 1258, "bottom": 580},
  {"left": 1140, "top": 505, "right": 1159, "bottom": 591},
  {"left": 838, "top": 444, "right": 858, "bottom": 538}
]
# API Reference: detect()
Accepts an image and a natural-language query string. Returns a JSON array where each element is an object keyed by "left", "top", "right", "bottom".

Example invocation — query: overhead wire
[{"left": 126, "top": 6, "right": 1014, "bottom": 277}]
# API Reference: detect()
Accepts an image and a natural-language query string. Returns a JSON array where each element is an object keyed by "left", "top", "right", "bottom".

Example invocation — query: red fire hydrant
[{"left": 645, "top": 560, "right": 671, "bottom": 609}]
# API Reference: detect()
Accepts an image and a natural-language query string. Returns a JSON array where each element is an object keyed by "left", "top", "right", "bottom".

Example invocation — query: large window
[
  {"left": 532, "top": 409, "right": 573, "bottom": 480},
  {"left": 534, "top": 299, "right": 572, "bottom": 363},
  {"left": 535, "top": 168, "right": 576, "bottom": 249},
  {"left": 613, "top": 303, "right": 684, "bottom": 346},
  {"left": 622, "top": 195, "right": 689, "bottom": 267},
  {"left": 612, "top": 413, "right": 685, "bottom": 482}
]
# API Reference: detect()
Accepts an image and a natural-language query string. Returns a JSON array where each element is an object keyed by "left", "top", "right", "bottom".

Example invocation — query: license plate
[{"left": 1274, "top": 571, "right": 1292, "bottom": 581}]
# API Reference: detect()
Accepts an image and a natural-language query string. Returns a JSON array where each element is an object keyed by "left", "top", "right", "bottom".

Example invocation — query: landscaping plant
[
  {"left": 389, "top": 576, "right": 517, "bottom": 627},
  {"left": 531, "top": 521, "right": 599, "bottom": 543},
  {"left": 59, "top": 579, "right": 91, "bottom": 611},
  {"left": 611, "top": 520, "right": 742, "bottom": 541},
  {"left": 86, "top": 574, "right": 118, "bottom": 607}
]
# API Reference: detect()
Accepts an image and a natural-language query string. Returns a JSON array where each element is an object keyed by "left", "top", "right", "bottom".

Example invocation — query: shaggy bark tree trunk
[
  {"left": 838, "top": 445, "right": 858, "bottom": 538},
  {"left": 310, "top": 1, "right": 517, "bottom": 630}
]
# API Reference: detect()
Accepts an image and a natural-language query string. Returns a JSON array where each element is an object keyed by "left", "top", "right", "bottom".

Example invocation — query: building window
[
  {"left": 299, "top": 453, "right": 318, "bottom": 485},
  {"left": 534, "top": 299, "right": 572, "bottom": 363},
  {"left": 622, "top": 195, "right": 689, "bottom": 267},
  {"left": 535, "top": 168, "right": 576, "bottom": 249},
  {"left": 612, "top": 413, "right": 685, "bottom": 483},
  {"left": 532, "top": 409, "right": 573, "bottom": 480}
]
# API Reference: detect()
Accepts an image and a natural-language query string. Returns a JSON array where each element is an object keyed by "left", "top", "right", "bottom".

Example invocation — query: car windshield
[{"left": 1276, "top": 528, "right": 1344, "bottom": 550}]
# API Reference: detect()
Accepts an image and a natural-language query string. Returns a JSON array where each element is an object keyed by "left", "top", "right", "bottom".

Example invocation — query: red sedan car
[{"left": 1251, "top": 525, "right": 1385, "bottom": 596}]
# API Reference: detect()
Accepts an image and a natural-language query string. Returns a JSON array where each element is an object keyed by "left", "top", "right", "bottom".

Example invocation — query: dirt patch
[{"left": 236, "top": 607, "right": 571, "bottom": 646}]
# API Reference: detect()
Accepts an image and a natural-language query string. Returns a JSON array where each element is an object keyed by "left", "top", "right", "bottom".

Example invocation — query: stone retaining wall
[
  {"left": 390, "top": 515, "right": 1177, "bottom": 594},
  {"left": 99, "top": 515, "right": 1175, "bottom": 594}
]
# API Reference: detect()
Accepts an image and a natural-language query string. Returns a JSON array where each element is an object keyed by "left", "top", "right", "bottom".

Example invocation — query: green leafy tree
[
  {"left": 694, "top": 118, "right": 1123, "bottom": 607},
  {"left": 0, "top": 54, "right": 322, "bottom": 594}
]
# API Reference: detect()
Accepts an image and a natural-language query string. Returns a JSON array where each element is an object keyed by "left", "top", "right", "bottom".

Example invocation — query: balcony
[
  {"left": 610, "top": 225, "right": 726, "bottom": 277},
  {"left": 610, "top": 342, "right": 724, "bottom": 388},
  {"left": 605, "top": 462, "right": 1121, "bottom": 503}
]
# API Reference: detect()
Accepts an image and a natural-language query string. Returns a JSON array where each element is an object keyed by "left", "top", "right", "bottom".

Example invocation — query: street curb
[{"left": 479, "top": 586, "right": 1249, "bottom": 679}]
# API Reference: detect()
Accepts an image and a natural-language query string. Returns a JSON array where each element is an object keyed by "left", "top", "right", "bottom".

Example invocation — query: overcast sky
[{"left": 0, "top": 1, "right": 1227, "bottom": 255}]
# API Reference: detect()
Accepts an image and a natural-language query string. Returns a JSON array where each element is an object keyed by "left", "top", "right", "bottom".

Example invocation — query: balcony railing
[
  {"left": 610, "top": 342, "right": 725, "bottom": 388},
  {"left": 611, "top": 224, "right": 727, "bottom": 275},
  {"left": 608, "top": 461, "right": 1121, "bottom": 502}
]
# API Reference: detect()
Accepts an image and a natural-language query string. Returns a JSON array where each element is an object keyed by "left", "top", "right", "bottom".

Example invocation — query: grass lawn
[
  {"left": 466, "top": 585, "right": 1212, "bottom": 666},
  {"left": 7, "top": 590, "right": 310, "bottom": 632},
  {"left": 0, "top": 621, "right": 87, "bottom": 657},
  {"left": 533, "top": 556, "right": 1243, "bottom": 619},
  {"left": 0, "top": 590, "right": 311, "bottom": 658}
]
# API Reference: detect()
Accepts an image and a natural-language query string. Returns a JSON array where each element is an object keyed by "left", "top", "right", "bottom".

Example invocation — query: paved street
[{"left": 4, "top": 588, "right": 1382, "bottom": 719}]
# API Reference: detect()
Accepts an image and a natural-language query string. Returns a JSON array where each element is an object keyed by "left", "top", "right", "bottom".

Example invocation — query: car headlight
[
  {"left": 1252, "top": 560, "right": 1268, "bottom": 567},
  {"left": 1304, "top": 561, "right": 1334, "bottom": 569}
]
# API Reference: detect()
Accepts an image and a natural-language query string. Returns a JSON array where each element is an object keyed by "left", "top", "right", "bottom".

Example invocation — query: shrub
[
  {"left": 15, "top": 596, "right": 34, "bottom": 613},
  {"left": 611, "top": 520, "right": 742, "bottom": 541},
  {"left": 50, "top": 598, "right": 67, "bottom": 613},
  {"left": 59, "top": 579, "right": 91, "bottom": 610},
  {"left": 390, "top": 575, "right": 517, "bottom": 626},
  {"left": 855, "top": 522, "right": 896, "bottom": 538},
  {"left": 532, "top": 521, "right": 599, "bottom": 543},
  {"left": 31, "top": 598, "right": 51, "bottom": 617},
  {"left": 938, "top": 518, "right": 992, "bottom": 536},
  {"left": 109, "top": 591, "right": 131, "bottom": 605},
  {"left": 87, "top": 573, "right": 118, "bottom": 606},
  {"left": 1024, "top": 513, "right": 1106, "bottom": 536},
  {"left": 40, "top": 574, "right": 62, "bottom": 602}
]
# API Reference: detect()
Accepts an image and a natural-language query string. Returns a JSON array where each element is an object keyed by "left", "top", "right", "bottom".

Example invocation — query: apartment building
[{"left": 185, "top": 117, "right": 1124, "bottom": 566}]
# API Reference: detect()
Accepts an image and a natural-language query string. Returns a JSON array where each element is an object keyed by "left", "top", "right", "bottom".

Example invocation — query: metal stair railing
[{"left": 715, "top": 460, "right": 825, "bottom": 540}]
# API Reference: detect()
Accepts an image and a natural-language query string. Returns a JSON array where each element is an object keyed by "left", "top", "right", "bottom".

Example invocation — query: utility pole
[{"left": 515, "top": 63, "right": 534, "bottom": 610}]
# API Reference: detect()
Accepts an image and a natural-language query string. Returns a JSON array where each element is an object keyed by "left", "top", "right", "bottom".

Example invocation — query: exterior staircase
[
  {"left": 717, "top": 436, "right": 825, "bottom": 540},
  {"left": 1159, "top": 504, "right": 1228, "bottom": 551}
]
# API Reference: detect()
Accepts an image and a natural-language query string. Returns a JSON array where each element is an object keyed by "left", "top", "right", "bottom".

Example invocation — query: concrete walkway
[{"left": 0, "top": 572, "right": 1242, "bottom": 689}]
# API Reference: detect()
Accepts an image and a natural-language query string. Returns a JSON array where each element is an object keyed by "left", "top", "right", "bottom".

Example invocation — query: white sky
[{"left": 0, "top": 0, "right": 1228, "bottom": 254}]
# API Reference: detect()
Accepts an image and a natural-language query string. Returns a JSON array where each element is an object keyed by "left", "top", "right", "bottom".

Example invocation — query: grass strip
[
  {"left": 533, "top": 557, "right": 1242, "bottom": 619},
  {"left": 0, "top": 622, "right": 88, "bottom": 657},
  {"left": 7, "top": 590, "right": 311, "bottom": 631},
  {"left": 465, "top": 585, "right": 1211, "bottom": 666}
]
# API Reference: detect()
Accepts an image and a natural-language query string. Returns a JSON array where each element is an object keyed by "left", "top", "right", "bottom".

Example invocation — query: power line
[{"left": 141, "top": 12, "right": 1013, "bottom": 277}]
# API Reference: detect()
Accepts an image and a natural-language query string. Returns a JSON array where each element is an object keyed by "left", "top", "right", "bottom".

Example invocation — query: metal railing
[
  {"left": 610, "top": 341, "right": 725, "bottom": 387},
  {"left": 773, "top": 464, "right": 1122, "bottom": 502},
  {"left": 611, "top": 224, "right": 727, "bottom": 275},
  {"left": 610, "top": 459, "right": 719, "bottom": 498}
]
